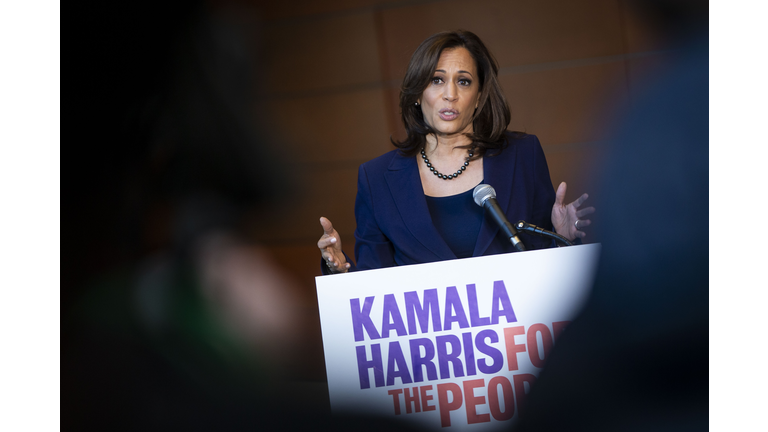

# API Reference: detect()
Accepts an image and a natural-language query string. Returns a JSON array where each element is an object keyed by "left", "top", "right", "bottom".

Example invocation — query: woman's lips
[{"left": 438, "top": 108, "right": 459, "bottom": 121}]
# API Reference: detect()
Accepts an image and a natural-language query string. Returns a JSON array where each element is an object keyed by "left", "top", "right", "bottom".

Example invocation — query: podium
[{"left": 315, "top": 243, "right": 600, "bottom": 431}]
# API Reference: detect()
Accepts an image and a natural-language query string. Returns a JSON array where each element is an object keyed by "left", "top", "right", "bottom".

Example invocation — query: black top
[{"left": 424, "top": 185, "right": 484, "bottom": 259}]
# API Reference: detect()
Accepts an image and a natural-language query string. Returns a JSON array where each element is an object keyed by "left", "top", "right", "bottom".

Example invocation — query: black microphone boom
[
  {"left": 515, "top": 220, "right": 573, "bottom": 247},
  {"left": 473, "top": 184, "right": 526, "bottom": 252}
]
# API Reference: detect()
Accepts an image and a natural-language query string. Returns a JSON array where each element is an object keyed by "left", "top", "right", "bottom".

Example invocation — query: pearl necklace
[{"left": 420, "top": 146, "right": 474, "bottom": 180}]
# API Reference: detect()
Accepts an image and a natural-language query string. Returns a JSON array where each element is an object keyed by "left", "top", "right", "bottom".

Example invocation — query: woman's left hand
[{"left": 551, "top": 182, "right": 595, "bottom": 241}]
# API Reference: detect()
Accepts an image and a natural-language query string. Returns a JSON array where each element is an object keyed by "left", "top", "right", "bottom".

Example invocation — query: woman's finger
[
  {"left": 554, "top": 182, "right": 567, "bottom": 206},
  {"left": 317, "top": 235, "right": 338, "bottom": 249},
  {"left": 576, "top": 219, "right": 592, "bottom": 229},
  {"left": 575, "top": 206, "right": 596, "bottom": 218},
  {"left": 322, "top": 251, "right": 341, "bottom": 266},
  {"left": 320, "top": 217, "right": 335, "bottom": 235},
  {"left": 321, "top": 249, "right": 332, "bottom": 262},
  {"left": 569, "top": 193, "right": 589, "bottom": 209}
]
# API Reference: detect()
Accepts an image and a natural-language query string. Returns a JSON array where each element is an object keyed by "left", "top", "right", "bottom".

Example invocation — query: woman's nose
[{"left": 443, "top": 82, "right": 458, "bottom": 101}]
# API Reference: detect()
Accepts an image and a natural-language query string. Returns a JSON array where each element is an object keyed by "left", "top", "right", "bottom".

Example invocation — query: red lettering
[
  {"left": 420, "top": 385, "right": 436, "bottom": 411},
  {"left": 404, "top": 386, "right": 421, "bottom": 413},
  {"left": 463, "top": 379, "right": 490, "bottom": 424},
  {"left": 437, "top": 383, "right": 463, "bottom": 427},
  {"left": 503, "top": 326, "right": 526, "bottom": 371},
  {"left": 388, "top": 389, "right": 403, "bottom": 415},
  {"left": 527, "top": 323, "right": 554, "bottom": 368},
  {"left": 513, "top": 373, "right": 536, "bottom": 416},
  {"left": 488, "top": 376, "right": 515, "bottom": 421}
]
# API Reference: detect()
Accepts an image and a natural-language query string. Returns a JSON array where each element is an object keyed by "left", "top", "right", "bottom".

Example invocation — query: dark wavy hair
[{"left": 392, "top": 30, "right": 514, "bottom": 159}]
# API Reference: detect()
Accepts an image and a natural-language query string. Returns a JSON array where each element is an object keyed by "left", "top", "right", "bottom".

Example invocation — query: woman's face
[{"left": 418, "top": 47, "right": 481, "bottom": 140}]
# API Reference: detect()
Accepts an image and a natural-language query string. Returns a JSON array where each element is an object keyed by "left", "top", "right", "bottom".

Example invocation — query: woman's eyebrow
[{"left": 434, "top": 68, "right": 475, "bottom": 77}]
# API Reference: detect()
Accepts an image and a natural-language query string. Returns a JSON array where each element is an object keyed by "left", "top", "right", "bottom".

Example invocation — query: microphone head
[{"left": 473, "top": 184, "right": 496, "bottom": 207}]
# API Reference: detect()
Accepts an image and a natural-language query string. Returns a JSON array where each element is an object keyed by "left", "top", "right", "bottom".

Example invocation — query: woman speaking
[{"left": 318, "top": 30, "right": 593, "bottom": 274}]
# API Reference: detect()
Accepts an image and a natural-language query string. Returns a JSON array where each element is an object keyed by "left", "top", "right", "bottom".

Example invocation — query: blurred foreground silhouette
[
  {"left": 63, "top": 2, "right": 422, "bottom": 430},
  {"left": 514, "top": 1, "right": 708, "bottom": 431}
]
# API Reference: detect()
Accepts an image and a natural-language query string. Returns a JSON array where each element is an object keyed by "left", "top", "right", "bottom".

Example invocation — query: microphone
[{"left": 473, "top": 184, "right": 526, "bottom": 252}]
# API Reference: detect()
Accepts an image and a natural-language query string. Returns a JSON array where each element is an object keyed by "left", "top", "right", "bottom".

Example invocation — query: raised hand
[
  {"left": 551, "top": 182, "right": 595, "bottom": 241},
  {"left": 318, "top": 217, "right": 350, "bottom": 273}
]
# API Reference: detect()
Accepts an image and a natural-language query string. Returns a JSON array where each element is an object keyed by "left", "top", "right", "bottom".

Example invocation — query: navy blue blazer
[{"left": 351, "top": 133, "right": 556, "bottom": 271}]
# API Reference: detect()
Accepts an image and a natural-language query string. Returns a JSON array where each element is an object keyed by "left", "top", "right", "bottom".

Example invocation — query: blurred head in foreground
[
  {"left": 64, "top": 1, "right": 313, "bottom": 429},
  {"left": 513, "top": 1, "right": 708, "bottom": 431}
]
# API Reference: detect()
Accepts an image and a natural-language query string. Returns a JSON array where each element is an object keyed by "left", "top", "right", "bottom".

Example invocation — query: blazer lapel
[
  {"left": 473, "top": 144, "right": 518, "bottom": 256},
  {"left": 385, "top": 152, "right": 456, "bottom": 261}
]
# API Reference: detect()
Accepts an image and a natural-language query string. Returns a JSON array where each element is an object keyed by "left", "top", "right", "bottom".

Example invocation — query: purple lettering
[
  {"left": 381, "top": 294, "right": 407, "bottom": 338},
  {"left": 490, "top": 281, "right": 517, "bottom": 325},
  {"left": 467, "top": 284, "right": 491, "bottom": 327},
  {"left": 356, "top": 344, "right": 384, "bottom": 389},
  {"left": 404, "top": 289, "right": 442, "bottom": 334},
  {"left": 475, "top": 329, "right": 504, "bottom": 374},
  {"left": 409, "top": 338, "right": 438, "bottom": 382},
  {"left": 462, "top": 332, "right": 477, "bottom": 376},
  {"left": 444, "top": 286, "right": 470, "bottom": 330},
  {"left": 386, "top": 341, "right": 413, "bottom": 386},
  {"left": 436, "top": 334, "right": 464, "bottom": 379},
  {"left": 350, "top": 297, "right": 381, "bottom": 342}
]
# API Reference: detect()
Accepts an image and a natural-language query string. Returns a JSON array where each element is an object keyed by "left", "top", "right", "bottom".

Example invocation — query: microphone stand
[{"left": 515, "top": 220, "right": 573, "bottom": 247}]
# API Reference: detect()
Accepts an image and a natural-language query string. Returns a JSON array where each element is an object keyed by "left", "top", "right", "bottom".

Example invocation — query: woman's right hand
[{"left": 318, "top": 217, "right": 350, "bottom": 273}]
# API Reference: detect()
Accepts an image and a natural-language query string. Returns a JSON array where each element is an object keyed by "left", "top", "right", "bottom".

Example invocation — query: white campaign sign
[{"left": 316, "top": 244, "right": 600, "bottom": 431}]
